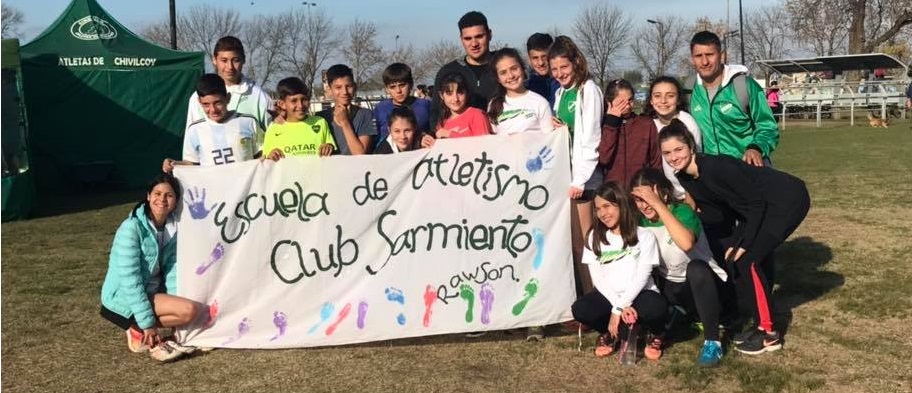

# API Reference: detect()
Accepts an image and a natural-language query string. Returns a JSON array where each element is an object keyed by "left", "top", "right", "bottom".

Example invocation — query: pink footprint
[
  {"left": 325, "top": 303, "right": 352, "bottom": 335},
  {"left": 423, "top": 285, "right": 437, "bottom": 327}
]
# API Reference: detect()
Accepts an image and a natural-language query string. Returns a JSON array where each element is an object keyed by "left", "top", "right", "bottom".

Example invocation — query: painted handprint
[
  {"left": 269, "top": 311, "right": 287, "bottom": 341},
  {"left": 196, "top": 243, "right": 225, "bottom": 275},
  {"left": 185, "top": 187, "right": 216, "bottom": 220},
  {"left": 525, "top": 146, "right": 555, "bottom": 173}
]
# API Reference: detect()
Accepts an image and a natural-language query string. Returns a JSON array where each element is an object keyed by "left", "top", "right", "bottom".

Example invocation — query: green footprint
[
  {"left": 512, "top": 278, "right": 540, "bottom": 316},
  {"left": 459, "top": 284, "right": 475, "bottom": 323}
]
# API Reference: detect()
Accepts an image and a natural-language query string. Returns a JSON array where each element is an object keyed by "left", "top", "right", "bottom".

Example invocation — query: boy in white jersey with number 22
[{"left": 162, "top": 74, "right": 262, "bottom": 172}]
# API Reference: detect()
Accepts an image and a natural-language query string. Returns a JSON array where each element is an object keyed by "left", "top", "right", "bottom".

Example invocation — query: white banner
[{"left": 173, "top": 131, "right": 574, "bottom": 348}]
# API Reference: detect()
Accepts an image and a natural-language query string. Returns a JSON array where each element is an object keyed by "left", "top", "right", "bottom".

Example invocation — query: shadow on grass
[{"left": 773, "top": 236, "right": 843, "bottom": 336}]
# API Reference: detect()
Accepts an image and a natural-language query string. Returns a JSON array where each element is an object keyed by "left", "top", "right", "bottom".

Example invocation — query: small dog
[{"left": 867, "top": 112, "right": 889, "bottom": 128}]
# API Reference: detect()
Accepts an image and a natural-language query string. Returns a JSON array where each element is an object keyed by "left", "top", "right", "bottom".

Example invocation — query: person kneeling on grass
[
  {"left": 571, "top": 181, "right": 669, "bottom": 360},
  {"left": 630, "top": 168, "right": 728, "bottom": 366},
  {"left": 100, "top": 174, "right": 213, "bottom": 363},
  {"left": 373, "top": 107, "right": 435, "bottom": 154}
]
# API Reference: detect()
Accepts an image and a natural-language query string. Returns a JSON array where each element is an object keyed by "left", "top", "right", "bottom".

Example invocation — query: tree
[
  {"left": 242, "top": 14, "right": 288, "bottom": 89},
  {"left": 744, "top": 6, "right": 793, "bottom": 76},
  {"left": 621, "top": 70, "right": 644, "bottom": 87},
  {"left": 786, "top": 0, "right": 851, "bottom": 55},
  {"left": 342, "top": 19, "right": 384, "bottom": 86},
  {"left": 421, "top": 39, "right": 463, "bottom": 83},
  {"left": 787, "top": 0, "right": 912, "bottom": 55},
  {"left": 178, "top": 4, "right": 242, "bottom": 54},
  {"left": 572, "top": 4, "right": 632, "bottom": 87},
  {"left": 2, "top": 5, "right": 24, "bottom": 39},
  {"left": 630, "top": 16, "right": 689, "bottom": 79},
  {"left": 280, "top": 9, "right": 339, "bottom": 91}
]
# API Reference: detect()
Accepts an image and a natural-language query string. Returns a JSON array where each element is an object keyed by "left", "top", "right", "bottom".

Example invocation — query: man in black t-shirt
[{"left": 430, "top": 11, "right": 499, "bottom": 130}]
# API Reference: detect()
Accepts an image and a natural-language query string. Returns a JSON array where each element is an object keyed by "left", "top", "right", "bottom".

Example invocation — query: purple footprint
[
  {"left": 357, "top": 300, "right": 368, "bottom": 329},
  {"left": 222, "top": 317, "right": 250, "bottom": 345},
  {"left": 480, "top": 283, "right": 495, "bottom": 325},
  {"left": 269, "top": 312, "right": 287, "bottom": 341},
  {"left": 196, "top": 243, "right": 225, "bottom": 275}
]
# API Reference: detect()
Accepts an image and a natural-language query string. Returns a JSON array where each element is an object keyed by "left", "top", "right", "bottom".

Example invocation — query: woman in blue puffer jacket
[{"left": 100, "top": 174, "right": 205, "bottom": 362}]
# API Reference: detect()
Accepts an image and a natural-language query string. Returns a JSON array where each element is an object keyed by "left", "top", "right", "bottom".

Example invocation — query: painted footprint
[
  {"left": 422, "top": 285, "right": 437, "bottom": 327},
  {"left": 356, "top": 300, "right": 368, "bottom": 329},
  {"left": 532, "top": 228, "right": 545, "bottom": 271},
  {"left": 196, "top": 243, "right": 225, "bottom": 275},
  {"left": 460, "top": 284, "right": 475, "bottom": 323},
  {"left": 269, "top": 311, "right": 287, "bottom": 341},
  {"left": 479, "top": 283, "right": 495, "bottom": 325},
  {"left": 512, "top": 278, "right": 540, "bottom": 316},
  {"left": 325, "top": 303, "right": 352, "bottom": 335},
  {"left": 385, "top": 287, "right": 406, "bottom": 325},
  {"left": 308, "top": 302, "right": 335, "bottom": 334},
  {"left": 222, "top": 317, "right": 250, "bottom": 345},
  {"left": 203, "top": 300, "right": 219, "bottom": 329}
]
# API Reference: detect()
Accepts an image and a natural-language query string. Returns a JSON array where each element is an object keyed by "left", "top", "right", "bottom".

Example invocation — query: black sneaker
[
  {"left": 733, "top": 327, "right": 760, "bottom": 345},
  {"left": 735, "top": 330, "right": 782, "bottom": 355}
]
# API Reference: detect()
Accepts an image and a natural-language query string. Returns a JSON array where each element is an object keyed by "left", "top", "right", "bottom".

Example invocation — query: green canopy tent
[
  {"left": 2, "top": 39, "right": 36, "bottom": 221},
  {"left": 21, "top": 0, "right": 203, "bottom": 194}
]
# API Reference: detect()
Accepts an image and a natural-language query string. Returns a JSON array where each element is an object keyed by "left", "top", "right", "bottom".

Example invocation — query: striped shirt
[{"left": 183, "top": 112, "right": 261, "bottom": 166}]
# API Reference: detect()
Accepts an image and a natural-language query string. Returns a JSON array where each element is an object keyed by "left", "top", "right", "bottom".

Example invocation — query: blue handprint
[
  {"left": 526, "top": 146, "right": 555, "bottom": 173},
  {"left": 185, "top": 187, "right": 216, "bottom": 220}
]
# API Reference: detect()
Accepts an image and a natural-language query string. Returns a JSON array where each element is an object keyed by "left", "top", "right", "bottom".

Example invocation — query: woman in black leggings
[{"left": 658, "top": 119, "right": 810, "bottom": 355}]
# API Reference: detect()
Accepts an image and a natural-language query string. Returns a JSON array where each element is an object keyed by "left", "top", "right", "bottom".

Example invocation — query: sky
[{"left": 8, "top": 0, "right": 770, "bottom": 52}]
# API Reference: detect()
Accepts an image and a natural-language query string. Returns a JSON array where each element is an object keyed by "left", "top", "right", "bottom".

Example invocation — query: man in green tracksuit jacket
[{"left": 688, "top": 31, "right": 778, "bottom": 167}]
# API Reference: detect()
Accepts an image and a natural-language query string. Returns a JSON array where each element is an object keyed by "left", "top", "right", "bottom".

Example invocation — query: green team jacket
[{"left": 689, "top": 65, "right": 779, "bottom": 159}]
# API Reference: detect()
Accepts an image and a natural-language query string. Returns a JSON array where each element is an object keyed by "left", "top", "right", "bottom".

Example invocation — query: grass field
[{"left": 3, "top": 123, "right": 912, "bottom": 393}]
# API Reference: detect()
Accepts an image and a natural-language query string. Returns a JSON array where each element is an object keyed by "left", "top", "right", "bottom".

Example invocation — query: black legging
[
  {"left": 657, "top": 260, "right": 724, "bottom": 341},
  {"left": 571, "top": 289, "right": 668, "bottom": 337}
]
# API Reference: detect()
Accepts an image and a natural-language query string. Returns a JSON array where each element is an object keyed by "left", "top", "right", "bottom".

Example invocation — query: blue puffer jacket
[{"left": 100, "top": 205, "right": 177, "bottom": 329}]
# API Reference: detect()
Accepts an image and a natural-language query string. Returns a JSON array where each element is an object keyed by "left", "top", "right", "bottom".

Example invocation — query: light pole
[
  {"left": 738, "top": 0, "right": 745, "bottom": 64},
  {"left": 169, "top": 0, "right": 176, "bottom": 49},
  {"left": 395, "top": 35, "right": 400, "bottom": 52},
  {"left": 723, "top": 30, "right": 740, "bottom": 63},
  {"left": 302, "top": 1, "right": 317, "bottom": 15},
  {"left": 647, "top": 19, "right": 665, "bottom": 78}
]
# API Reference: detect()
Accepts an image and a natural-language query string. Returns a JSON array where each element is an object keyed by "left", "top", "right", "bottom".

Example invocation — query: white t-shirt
[
  {"left": 183, "top": 112, "right": 261, "bottom": 166},
  {"left": 186, "top": 76, "right": 273, "bottom": 132},
  {"left": 492, "top": 91, "right": 554, "bottom": 135},
  {"left": 654, "top": 110, "right": 702, "bottom": 198},
  {"left": 582, "top": 227, "right": 660, "bottom": 311}
]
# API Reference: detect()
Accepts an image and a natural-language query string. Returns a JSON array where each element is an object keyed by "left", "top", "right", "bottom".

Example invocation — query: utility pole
[
  {"left": 738, "top": 0, "right": 745, "bottom": 64},
  {"left": 169, "top": 0, "right": 177, "bottom": 49},
  {"left": 647, "top": 19, "right": 665, "bottom": 78}
]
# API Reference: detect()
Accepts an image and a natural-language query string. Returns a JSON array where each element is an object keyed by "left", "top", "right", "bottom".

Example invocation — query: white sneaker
[
  {"left": 163, "top": 340, "right": 198, "bottom": 355},
  {"left": 149, "top": 343, "right": 184, "bottom": 363}
]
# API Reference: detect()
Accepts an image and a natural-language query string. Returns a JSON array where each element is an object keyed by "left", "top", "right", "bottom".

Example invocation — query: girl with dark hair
[
  {"left": 642, "top": 76, "right": 702, "bottom": 199},
  {"left": 435, "top": 72, "right": 493, "bottom": 139},
  {"left": 487, "top": 47, "right": 554, "bottom": 135},
  {"left": 658, "top": 119, "right": 810, "bottom": 356},
  {"left": 100, "top": 174, "right": 211, "bottom": 362},
  {"left": 598, "top": 78, "right": 662, "bottom": 187},
  {"left": 548, "top": 35, "right": 604, "bottom": 297},
  {"left": 374, "top": 107, "right": 435, "bottom": 154},
  {"left": 571, "top": 181, "right": 668, "bottom": 360},
  {"left": 629, "top": 167, "right": 728, "bottom": 366}
]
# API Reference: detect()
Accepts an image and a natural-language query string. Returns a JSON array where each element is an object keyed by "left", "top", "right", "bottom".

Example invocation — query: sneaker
[
  {"left": 525, "top": 326, "right": 545, "bottom": 342},
  {"left": 126, "top": 327, "right": 149, "bottom": 353},
  {"left": 697, "top": 340, "right": 723, "bottom": 367},
  {"left": 594, "top": 333, "right": 615, "bottom": 358},
  {"left": 465, "top": 331, "right": 487, "bottom": 338},
  {"left": 735, "top": 330, "right": 782, "bottom": 355},
  {"left": 733, "top": 326, "right": 760, "bottom": 345},
  {"left": 644, "top": 336, "right": 664, "bottom": 360},
  {"left": 149, "top": 343, "right": 184, "bottom": 363},
  {"left": 163, "top": 340, "right": 198, "bottom": 355}
]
